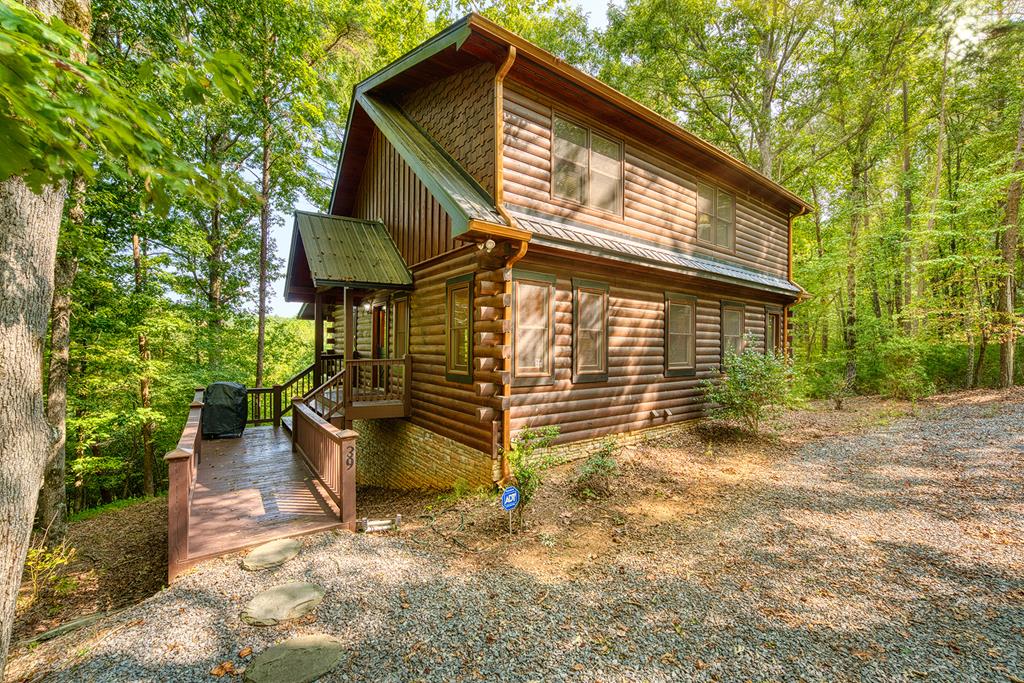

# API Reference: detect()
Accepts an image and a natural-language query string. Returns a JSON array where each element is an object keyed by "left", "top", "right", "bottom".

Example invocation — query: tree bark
[
  {"left": 0, "top": 177, "right": 67, "bottom": 679},
  {"left": 37, "top": 174, "right": 85, "bottom": 543},
  {"left": 207, "top": 203, "right": 224, "bottom": 371},
  {"left": 256, "top": 112, "right": 271, "bottom": 388},
  {"left": 901, "top": 80, "right": 913, "bottom": 329},
  {"left": 917, "top": 33, "right": 950, "bottom": 304},
  {"left": 998, "top": 104, "right": 1024, "bottom": 388},
  {"left": 132, "top": 234, "right": 155, "bottom": 495}
]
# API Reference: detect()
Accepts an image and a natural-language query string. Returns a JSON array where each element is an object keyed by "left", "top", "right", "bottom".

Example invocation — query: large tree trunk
[
  {"left": 917, "top": 34, "right": 950, "bottom": 304},
  {"left": 37, "top": 174, "right": 85, "bottom": 543},
  {"left": 256, "top": 116, "right": 271, "bottom": 388},
  {"left": 901, "top": 80, "right": 913, "bottom": 329},
  {"left": 132, "top": 234, "right": 155, "bottom": 495},
  {"left": 844, "top": 159, "right": 867, "bottom": 384},
  {"left": 998, "top": 105, "right": 1024, "bottom": 388},
  {"left": 207, "top": 204, "right": 224, "bottom": 371},
  {"left": 0, "top": 177, "right": 67, "bottom": 679}
]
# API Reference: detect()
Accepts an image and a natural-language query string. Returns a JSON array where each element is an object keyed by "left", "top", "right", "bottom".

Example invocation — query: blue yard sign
[{"left": 501, "top": 486, "right": 521, "bottom": 511}]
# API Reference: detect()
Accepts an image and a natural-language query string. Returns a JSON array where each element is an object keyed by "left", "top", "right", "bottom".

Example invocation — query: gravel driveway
[{"left": 8, "top": 395, "right": 1024, "bottom": 682}]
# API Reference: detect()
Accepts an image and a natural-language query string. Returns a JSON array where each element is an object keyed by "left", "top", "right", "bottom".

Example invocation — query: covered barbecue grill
[{"left": 202, "top": 382, "right": 247, "bottom": 439}]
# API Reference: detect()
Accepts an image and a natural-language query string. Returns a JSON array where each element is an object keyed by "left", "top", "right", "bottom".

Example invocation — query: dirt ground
[{"left": 13, "top": 497, "right": 167, "bottom": 645}]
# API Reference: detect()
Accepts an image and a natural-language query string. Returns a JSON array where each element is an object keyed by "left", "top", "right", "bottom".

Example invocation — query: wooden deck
[{"left": 186, "top": 426, "right": 343, "bottom": 560}]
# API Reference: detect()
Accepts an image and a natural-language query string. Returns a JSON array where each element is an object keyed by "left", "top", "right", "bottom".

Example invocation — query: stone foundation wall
[
  {"left": 352, "top": 418, "right": 493, "bottom": 490},
  {"left": 533, "top": 420, "right": 695, "bottom": 466}
]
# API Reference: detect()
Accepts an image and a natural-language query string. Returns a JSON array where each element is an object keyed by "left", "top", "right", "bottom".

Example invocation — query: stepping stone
[
  {"left": 241, "top": 582, "right": 325, "bottom": 626},
  {"left": 243, "top": 634, "right": 344, "bottom": 683},
  {"left": 242, "top": 539, "right": 301, "bottom": 571}
]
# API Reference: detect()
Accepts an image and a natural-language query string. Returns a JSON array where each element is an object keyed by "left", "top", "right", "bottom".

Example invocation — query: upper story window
[
  {"left": 513, "top": 271, "right": 557, "bottom": 385},
  {"left": 573, "top": 279, "right": 609, "bottom": 383},
  {"left": 665, "top": 293, "right": 696, "bottom": 376},
  {"left": 552, "top": 116, "right": 623, "bottom": 214},
  {"left": 697, "top": 182, "right": 735, "bottom": 249},
  {"left": 445, "top": 274, "right": 473, "bottom": 383}
]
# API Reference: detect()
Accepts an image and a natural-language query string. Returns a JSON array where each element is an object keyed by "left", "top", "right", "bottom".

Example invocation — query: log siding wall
[
  {"left": 508, "top": 252, "right": 769, "bottom": 445},
  {"left": 400, "top": 62, "right": 496, "bottom": 196},
  {"left": 502, "top": 85, "right": 790, "bottom": 278},
  {"left": 353, "top": 130, "right": 456, "bottom": 267}
]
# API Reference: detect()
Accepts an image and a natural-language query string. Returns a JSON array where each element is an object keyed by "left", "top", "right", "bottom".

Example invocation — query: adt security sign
[{"left": 501, "top": 486, "right": 521, "bottom": 511}]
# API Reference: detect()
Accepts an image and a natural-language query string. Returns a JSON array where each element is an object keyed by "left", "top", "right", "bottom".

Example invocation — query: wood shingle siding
[
  {"left": 507, "top": 252, "right": 773, "bottom": 444},
  {"left": 353, "top": 130, "right": 455, "bottom": 267},
  {"left": 502, "top": 86, "right": 790, "bottom": 278},
  {"left": 400, "top": 62, "right": 497, "bottom": 196}
]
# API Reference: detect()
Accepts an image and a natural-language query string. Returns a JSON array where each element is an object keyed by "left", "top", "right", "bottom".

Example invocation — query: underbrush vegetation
[
  {"left": 702, "top": 347, "right": 795, "bottom": 432},
  {"left": 572, "top": 439, "right": 619, "bottom": 499},
  {"left": 504, "top": 426, "right": 559, "bottom": 528}
]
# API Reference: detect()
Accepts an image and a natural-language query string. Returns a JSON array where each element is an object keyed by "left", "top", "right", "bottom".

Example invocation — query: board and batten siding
[
  {"left": 502, "top": 85, "right": 790, "bottom": 278},
  {"left": 508, "top": 252, "right": 769, "bottom": 445},
  {"left": 352, "top": 129, "right": 455, "bottom": 267}
]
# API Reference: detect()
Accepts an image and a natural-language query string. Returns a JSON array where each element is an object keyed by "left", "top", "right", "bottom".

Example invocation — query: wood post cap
[
  {"left": 164, "top": 448, "right": 193, "bottom": 462},
  {"left": 190, "top": 401, "right": 204, "bottom": 408}
]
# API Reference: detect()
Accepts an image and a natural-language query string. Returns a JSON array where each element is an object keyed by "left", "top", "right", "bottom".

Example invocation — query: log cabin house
[{"left": 282, "top": 13, "right": 812, "bottom": 491}]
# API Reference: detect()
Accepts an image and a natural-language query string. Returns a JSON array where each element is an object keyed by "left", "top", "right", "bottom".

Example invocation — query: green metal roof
[
  {"left": 356, "top": 93, "right": 507, "bottom": 235},
  {"left": 294, "top": 211, "right": 412, "bottom": 289}
]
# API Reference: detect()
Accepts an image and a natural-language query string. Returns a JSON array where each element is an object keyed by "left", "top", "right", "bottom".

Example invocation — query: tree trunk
[
  {"left": 0, "top": 177, "right": 67, "bottom": 678},
  {"left": 901, "top": 80, "right": 913, "bottom": 329},
  {"left": 844, "top": 160, "right": 866, "bottom": 384},
  {"left": 132, "top": 234, "right": 155, "bottom": 495},
  {"left": 207, "top": 204, "right": 224, "bottom": 372},
  {"left": 37, "top": 174, "right": 85, "bottom": 543},
  {"left": 256, "top": 114, "right": 271, "bottom": 388},
  {"left": 917, "top": 34, "right": 950, "bottom": 305},
  {"left": 998, "top": 105, "right": 1024, "bottom": 388}
]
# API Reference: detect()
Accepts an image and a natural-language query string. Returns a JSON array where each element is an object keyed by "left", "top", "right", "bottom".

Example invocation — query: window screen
[
  {"left": 667, "top": 300, "right": 695, "bottom": 370},
  {"left": 514, "top": 279, "right": 553, "bottom": 379},
  {"left": 722, "top": 306, "right": 744, "bottom": 356},
  {"left": 574, "top": 282, "right": 608, "bottom": 381},
  {"left": 552, "top": 116, "right": 622, "bottom": 213},
  {"left": 696, "top": 183, "right": 734, "bottom": 249},
  {"left": 553, "top": 118, "right": 588, "bottom": 205}
]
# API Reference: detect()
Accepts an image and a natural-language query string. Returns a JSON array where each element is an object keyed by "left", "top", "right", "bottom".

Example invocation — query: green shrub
[
  {"left": 799, "top": 357, "right": 853, "bottom": 410},
  {"left": 23, "top": 538, "right": 76, "bottom": 605},
  {"left": 701, "top": 347, "right": 794, "bottom": 432},
  {"left": 572, "top": 439, "right": 618, "bottom": 499},
  {"left": 504, "top": 425, "right": 559, "bottom": 514}
]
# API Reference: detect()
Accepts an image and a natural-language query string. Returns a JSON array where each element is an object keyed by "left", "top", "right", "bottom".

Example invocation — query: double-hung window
[
  {"left": 573, "top": 280, "right": 609, "bottom": 383},
  {"left": 445, "top": 274, "right": 473, "bottom": 383},
  {"left": 513, "top": 271, "right": 556, "bottom": 385},
  {"left": 721, "top": 303, "right": 745, "bottom": 357},
  {"left": 696, "top": 182, "right": 735, "bottom": 249},
  {"left": 665, "top": 294, "right": 696, "bottom": 376},
  {"left": 552, "top": 116, "right": 623, "bottom": 214}
]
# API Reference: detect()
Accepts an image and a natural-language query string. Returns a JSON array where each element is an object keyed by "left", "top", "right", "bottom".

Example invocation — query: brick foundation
[{"left": 352, "top": 418, "right": 493, "bottom": 490}]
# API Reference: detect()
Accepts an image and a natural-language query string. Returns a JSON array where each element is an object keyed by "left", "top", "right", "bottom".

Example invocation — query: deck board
[{"left": 187, "top": 426, "right": 342, "bottom": 560}]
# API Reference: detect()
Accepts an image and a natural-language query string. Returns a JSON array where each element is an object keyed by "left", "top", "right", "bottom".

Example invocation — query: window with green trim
[
  {"left": 665, "top": 293, "right": 696, "bottom": 376},
  {"left": 513, "top": 271, "right": 556, "bottom": 385},
  {"left": 573, "top": 279, "right": 608, "bottom": 383},
  {"left": 721, "top": 303, "right": 745, "bottom": 357},
  {"left": 445, "top": 275, "right": 473, "bottom": 383},
  {"left": 697, "top": 182, "right": 735, "bottom": 249}
]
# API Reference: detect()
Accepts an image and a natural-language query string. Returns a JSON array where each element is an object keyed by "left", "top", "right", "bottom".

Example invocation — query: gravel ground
[{"left": 7, "top": 394, "right": 1024, "bottom": 682}]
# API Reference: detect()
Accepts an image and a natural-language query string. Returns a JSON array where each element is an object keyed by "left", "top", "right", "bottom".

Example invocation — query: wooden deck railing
[
  {"left": 243, "top": 354, "right": 344, "bottom": 428},
  {"left": 346, "top": 357, "right": 411, "bottom": 404},
  {"left": 306, "top": 369, "right": 346, "bottom": 420},
  {"left": 164, "top": 387, "right": 204, "bottom": 582},
  {"left": 290, "top": 398, "right": 357, "bottom": 528}
]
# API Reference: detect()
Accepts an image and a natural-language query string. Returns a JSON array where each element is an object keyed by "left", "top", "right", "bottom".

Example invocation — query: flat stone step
[
  {"left": 242, "top": 539, "right": 301, "bottom": 571},
  {"left": 243, "top": 634, "right": 344, "bottom": 683},
  {"left": 241, "top": 582, "right": 325, "bottom": 626}
]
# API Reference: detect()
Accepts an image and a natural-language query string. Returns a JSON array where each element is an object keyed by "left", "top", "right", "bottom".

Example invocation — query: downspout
[
  {"left": 784, "top": 205, "right": 810, "bottom": 357},
  {"left": 495, "top": 46, "right": 522, "bottom": 481}
]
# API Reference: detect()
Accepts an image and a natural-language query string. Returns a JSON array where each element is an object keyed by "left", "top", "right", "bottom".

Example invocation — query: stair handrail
[{"left": 305, "top": 368, "right": 347, "bottom": 421}]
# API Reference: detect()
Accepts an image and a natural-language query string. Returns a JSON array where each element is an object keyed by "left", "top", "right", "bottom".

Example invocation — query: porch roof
[
  {"left": 510, "top": 209, "right": 803, "bottom": 297},
  {"left": 285, "top": 211, "right": 413, "bottom": 302}
]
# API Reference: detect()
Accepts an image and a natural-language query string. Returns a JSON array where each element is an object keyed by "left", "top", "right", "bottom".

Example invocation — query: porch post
[
  {"left": 314, "top": 292, "right": 324, "bottom": 386},
  {"left": 343, "top": 287, "right": 354, "bottom": 424}
]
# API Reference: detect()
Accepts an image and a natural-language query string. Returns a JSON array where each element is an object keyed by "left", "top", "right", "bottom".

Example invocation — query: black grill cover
[{"left": 202, "top": 382, "right": 247, "bottom": 439}]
